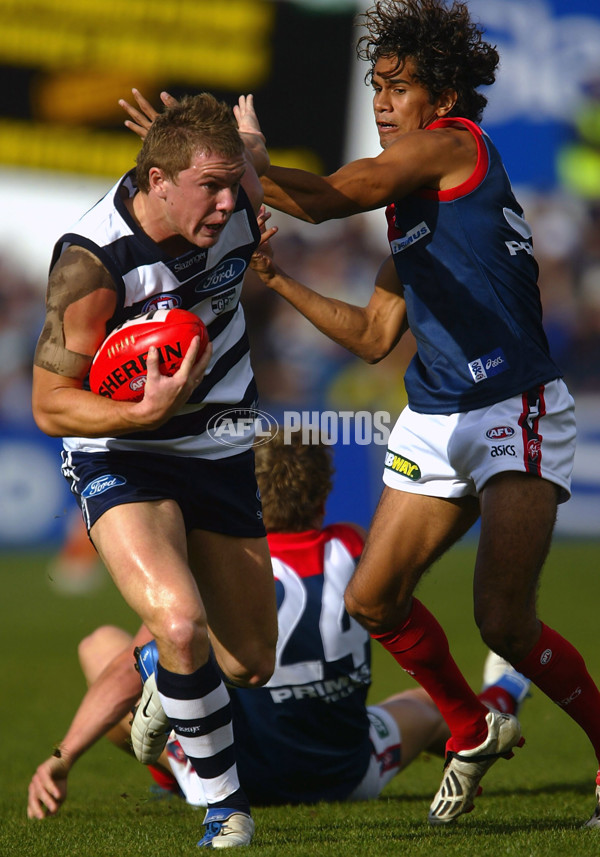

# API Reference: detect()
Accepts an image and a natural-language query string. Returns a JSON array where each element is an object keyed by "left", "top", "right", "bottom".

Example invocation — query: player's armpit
[{"left": 34, "top": 246, "right": 117, "bottom": 380}]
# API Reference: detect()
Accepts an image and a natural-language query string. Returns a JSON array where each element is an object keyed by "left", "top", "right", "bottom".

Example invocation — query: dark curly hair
[{"left": 357, "top": 0, "right": 499, "bottom": 122}]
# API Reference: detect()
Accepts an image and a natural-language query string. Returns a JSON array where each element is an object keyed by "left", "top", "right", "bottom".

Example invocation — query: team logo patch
[
  {"left": 211, "top": 287, "right": 237, "bottom": 315},
  {"left": 486, "top": 426, "right": 515, "bottom": 440},
  {"left": 142, "top": 293, "right": 182, "bottom": 313},
  {"left": 390, "top": 220, "right": 430, "bottom": 254},
  {"left": 468, "top": 347, "right": 509, "bottom": 383},
  {"left": 81, "top": 474, "right": 126, "bottom": 498},
  {"left": 384, "top": 450, "right": 421, "bottom": 481}
]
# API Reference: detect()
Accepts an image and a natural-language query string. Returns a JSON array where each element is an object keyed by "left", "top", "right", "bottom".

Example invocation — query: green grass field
[{"left": 2, "top": 541, "right": 600, "bottom": 856}]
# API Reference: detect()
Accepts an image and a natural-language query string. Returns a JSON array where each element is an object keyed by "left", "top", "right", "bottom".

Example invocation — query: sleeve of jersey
[{"left": 323, "top": 523, "right": 365, "bottom": 559}]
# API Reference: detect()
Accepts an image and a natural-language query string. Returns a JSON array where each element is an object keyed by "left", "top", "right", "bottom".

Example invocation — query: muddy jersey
[
  {"left": 52, "top": 170, "right": 261, "bottom": 459},
  {"left": 386, "top": 117, "right": 561, "bottom": 414},
  {"left": 229, "top": 524, "right": 372, "bottom": 805}
]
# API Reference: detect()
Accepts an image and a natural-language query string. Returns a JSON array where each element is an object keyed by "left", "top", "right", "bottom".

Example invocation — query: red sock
[
  {"left": 147, "top": 764, "right": 178, "bottom": 792},
  {"left": 515, "top": 623, "right": 600, "bottom": 766},
  {"left": 372, "top": 598, "right": 489, "bottom": 753}
]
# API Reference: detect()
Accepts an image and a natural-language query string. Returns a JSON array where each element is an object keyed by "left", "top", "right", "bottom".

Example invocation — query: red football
[{"left": 89, "top": 308, "right": 209, "bottom": 402}]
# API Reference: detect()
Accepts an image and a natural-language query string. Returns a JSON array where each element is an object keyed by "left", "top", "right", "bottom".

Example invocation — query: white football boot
[
  {"left": 428, "top": 709, "right": 524, "bottom": 825},
  {"left": 130, "top": 673, "right": 170, "bottom": 765}
]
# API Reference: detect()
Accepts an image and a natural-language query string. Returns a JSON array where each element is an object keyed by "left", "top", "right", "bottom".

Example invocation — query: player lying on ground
[{"left": 28, "top": 429, "right": 530, "bottom": 814}]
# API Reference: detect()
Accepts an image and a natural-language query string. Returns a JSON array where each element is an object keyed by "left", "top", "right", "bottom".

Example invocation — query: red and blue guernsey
[
  {"left": 387, "top": 117, "right": 561, "bottom": 414},
  {"left": 229, "top": 524, "right": 372, "bottom": 805}
]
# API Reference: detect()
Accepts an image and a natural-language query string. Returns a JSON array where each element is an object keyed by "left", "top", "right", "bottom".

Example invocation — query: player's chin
[{"left": 193, "top": 226, "right": 225, "bottom": 246}]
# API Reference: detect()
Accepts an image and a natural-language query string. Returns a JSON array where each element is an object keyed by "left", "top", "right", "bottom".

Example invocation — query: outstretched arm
[
  {"left": 27, "top": 624, "right": 151, "bottom": 819},
  {"left": 250, "top": 241, "right": 408, "bottom": 363},
  {"left": 262, "top": 125, "right": 476, "bottom": 223}
]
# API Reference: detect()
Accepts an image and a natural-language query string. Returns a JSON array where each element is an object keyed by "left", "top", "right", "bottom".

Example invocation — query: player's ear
[
  {"left": 435, "top": 88, "right": 458, "bottom": 117},
  {"left": 148, "top": 167, "right": 169, "bottom": 198}
]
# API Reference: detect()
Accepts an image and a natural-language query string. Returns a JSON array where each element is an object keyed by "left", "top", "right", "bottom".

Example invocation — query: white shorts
[
  {"left": 383, "top": 379, "right": 575, "bottom": 503},
  {"left": 346, "top": 705, "right": 402, "bottom": 801}
]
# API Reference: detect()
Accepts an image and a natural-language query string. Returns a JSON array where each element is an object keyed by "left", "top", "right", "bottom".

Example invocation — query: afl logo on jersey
[
  {"left": 486, "top": 426, "right": 515, "bottom": 440},
  {"left": 142, "top": 294, "right": 182, "bottom": 313}
]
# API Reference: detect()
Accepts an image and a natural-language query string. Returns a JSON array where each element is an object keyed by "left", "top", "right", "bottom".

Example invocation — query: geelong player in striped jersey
[{"left": 31, "top": 93, "right": 276, "bottom": 847}]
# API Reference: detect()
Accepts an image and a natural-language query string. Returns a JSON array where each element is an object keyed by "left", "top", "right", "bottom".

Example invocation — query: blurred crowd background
[{"left": 0, "top": 0, "right": 599, "bottom": 552}]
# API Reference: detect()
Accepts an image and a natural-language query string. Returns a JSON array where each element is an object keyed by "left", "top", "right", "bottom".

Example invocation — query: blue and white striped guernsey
[{"left": 53, "top": 170, "right": 261, "bottom": 460}]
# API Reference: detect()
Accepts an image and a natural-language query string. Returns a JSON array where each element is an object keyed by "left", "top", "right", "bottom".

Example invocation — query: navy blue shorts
[{"left": 61, "top": 448, "right": 266, "bottom": 538}]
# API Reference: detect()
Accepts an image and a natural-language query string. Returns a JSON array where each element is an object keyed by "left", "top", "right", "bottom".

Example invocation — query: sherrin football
[{"left": 89, "top": 308, "right": 209, "bottom": 402}]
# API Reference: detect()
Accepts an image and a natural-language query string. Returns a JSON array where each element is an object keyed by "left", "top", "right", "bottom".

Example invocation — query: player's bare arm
[
  {"left": 32, "top": 246, "right": 211, "bottom": 438},
  {"left": 27, "top": 623, "right": 152, "bottom": 819},
  {"left": 262, "top": 126, "right": 476, "bottom": 223},
  {"left": 250, "top": 247, "right": 407, "bottom": 363},
  {"left": 34, "top": 246, "right": 116, "bottom": 379}
]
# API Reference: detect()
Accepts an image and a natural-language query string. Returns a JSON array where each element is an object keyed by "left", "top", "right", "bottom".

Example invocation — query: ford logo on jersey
[
  {"left": 195, "top": 258, "right": 246, "bottom": 292},
  {"left": 468, "top": 347, "right": 509, "bottom": 384},
  {"left": 81, "top": 474, "right": 127, "bottom": 498}
]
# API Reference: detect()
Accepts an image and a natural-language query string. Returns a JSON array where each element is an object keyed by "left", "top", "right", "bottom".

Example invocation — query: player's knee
[
  {"left": 156, "top": 612, "right": 206, "bottom": 655},
  {"left": 221, "top": 642, "right": 276, "bottom": 688},
  {"left": 344, "top": 587, "right": 399, "bottom": 634},
  {"left": 477, "top": 613, "right": 536, "bottom": 662},
  {"left": 249, "top": 644, "right": 276, "bottom": 686}
]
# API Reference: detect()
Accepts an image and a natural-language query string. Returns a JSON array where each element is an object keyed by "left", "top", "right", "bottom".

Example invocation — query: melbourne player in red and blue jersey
[{"left": 250, "top": 0, "right": 600, "bottom": 829}]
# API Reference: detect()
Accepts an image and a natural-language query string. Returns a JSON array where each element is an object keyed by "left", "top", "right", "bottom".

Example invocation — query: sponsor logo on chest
[
  {"left": 390, "top": 220, "right": 431, "bottom": 254},
  {"left": 195, "top": 257, "right": 247, "bottom": 293}
]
